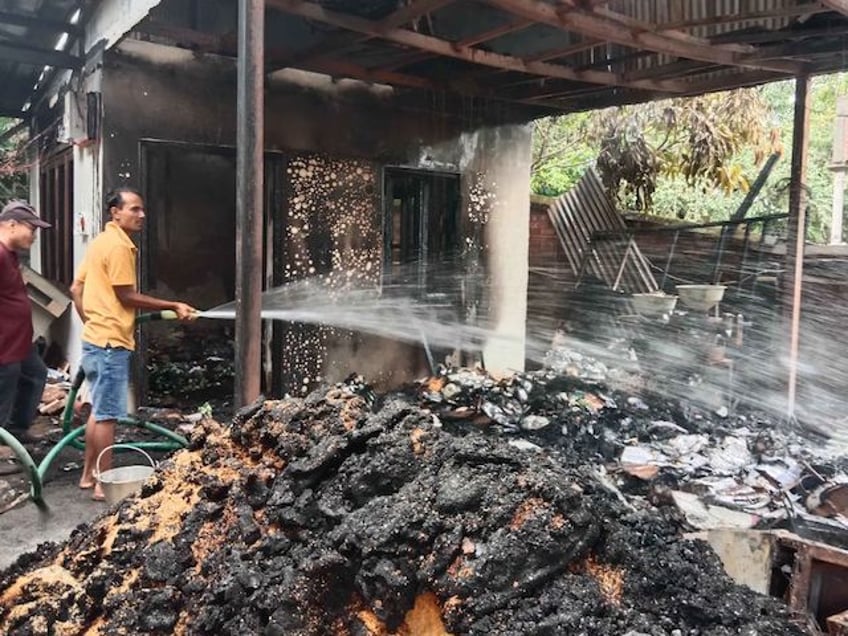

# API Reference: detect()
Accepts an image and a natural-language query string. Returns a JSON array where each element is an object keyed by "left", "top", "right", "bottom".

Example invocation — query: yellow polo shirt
[{"left": 74, "top": 221, "right": 138, "bottom": 350}]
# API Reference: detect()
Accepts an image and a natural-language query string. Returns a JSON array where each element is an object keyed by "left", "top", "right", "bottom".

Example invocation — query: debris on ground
[
  {"left": 421, "top": 354, "right": 847, "bottom": 536},
  {"left": 0, "top": 377, "right": 807, "bottom": 635}
]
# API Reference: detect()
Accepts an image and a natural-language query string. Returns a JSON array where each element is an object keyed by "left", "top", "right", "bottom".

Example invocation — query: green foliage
[
  {"left": 590, "top": 89, "right": 780, "bottom": 209},
  {"left": 530, "top": 113, "right": 596, "bottom": 196},
  {"left": 0, "top": 118, "right": 28, "bottom": 201},
  {"left": 531, "top": 72, "right": 848, "bottom": 244}
]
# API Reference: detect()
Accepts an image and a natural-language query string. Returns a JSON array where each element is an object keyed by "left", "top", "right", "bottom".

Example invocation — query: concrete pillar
[{"left": 473, "top": 124, "right": 533, "bottom": 374}]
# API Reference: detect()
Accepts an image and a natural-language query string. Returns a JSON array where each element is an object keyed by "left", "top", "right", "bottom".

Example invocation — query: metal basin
[
  {"left": 675, "top": 284, "right": 726, "bottom": 312},
  {"left": 630, "top": 292, "right": 678, "bottom": 317},
  {"left": 95, "top": 444, "right": 156, "bottom": 506}
]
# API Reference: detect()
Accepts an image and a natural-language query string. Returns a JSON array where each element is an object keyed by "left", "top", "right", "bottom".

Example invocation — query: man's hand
[{"left": 173, "top": 302, "right": 198, "bottom": 321}]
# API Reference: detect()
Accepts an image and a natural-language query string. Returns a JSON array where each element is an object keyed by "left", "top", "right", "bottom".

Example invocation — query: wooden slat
[
  {"left": 266, "top": 0, "right": 689, "bottom": 93},
  {"left": 484, "top": 0, "right": 806, "bottom": 75}
]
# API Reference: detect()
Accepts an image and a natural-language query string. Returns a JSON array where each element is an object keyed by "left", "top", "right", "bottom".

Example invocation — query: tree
[
  {"left": 0, "top": 118, "right": 28, "bottom": 201},
  {"left": 589, "top": 89, "right": 782, "bottom": 210},
  {"left": 530, "top": 111, "right": 595, "bottom": 197}
]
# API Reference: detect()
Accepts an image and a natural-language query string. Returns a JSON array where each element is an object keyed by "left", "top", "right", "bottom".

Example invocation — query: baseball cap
[{"left": 0, "top": 200, "right": 51, "bottom": 228}]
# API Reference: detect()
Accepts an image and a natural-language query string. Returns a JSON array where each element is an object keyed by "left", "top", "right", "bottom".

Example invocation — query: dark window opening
[
  {"left": 382, "top": 168, "right": 461, "bottom": 299},
  {"left": 39, "top": 148, "right": 74, "bottom": 285}
]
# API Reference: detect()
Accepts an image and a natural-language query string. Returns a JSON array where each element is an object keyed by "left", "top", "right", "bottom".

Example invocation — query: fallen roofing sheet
[{"left": 547, "top": 169, "right": 659, "bottom": 294}]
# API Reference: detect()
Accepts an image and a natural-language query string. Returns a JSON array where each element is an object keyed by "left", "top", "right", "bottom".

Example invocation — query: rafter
[
  {"left": 375, "top": 0, "right": 458, "bottom": 31},
  {"left": 270, "top": 0, "right": 458, "bottom": 71},
  {"left": 456, "top": 17, "right": 533, "bottom": 47},
  {"left": 483, "top": 0, "right": 806, "bottom": 75},
  {"left": 265, "top": 0, "right": 688, "bottom": 93},
  {"left": 0, "top": 41, "right": 80, "bottom": 69},
  {"left": 375, "top": 17, "right": 533, "bottom": 72},
  {"left": 135, "top": 23, "right": 569, "bottom": 113}
]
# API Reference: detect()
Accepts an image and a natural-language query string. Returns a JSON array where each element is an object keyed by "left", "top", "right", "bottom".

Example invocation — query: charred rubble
[{"left": 0, "top": 370, "right": 812, "bottom": 635}]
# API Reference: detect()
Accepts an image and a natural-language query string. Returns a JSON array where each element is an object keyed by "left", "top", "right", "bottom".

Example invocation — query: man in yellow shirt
[{"left": 70, "top": 187, "right": 196, "bottom": 501}]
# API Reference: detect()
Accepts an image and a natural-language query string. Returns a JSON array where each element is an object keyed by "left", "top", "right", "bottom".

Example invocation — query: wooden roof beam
[
  {"left": 272, "top": 0, "right": 457, "bottom": 70},
  {"left": 483, "top": 0, "right": 807, "bottom": 75},
  {"left": 137, "top": 23, "right": 566, "bottom": 113},
  {"left": 375, "top": 17, "right": 533, "bottom": 72},
  {"left": 456, "top": 17, "right": 534, "bottom": 46},
  {"left": 375, "top": 0, "right": 458, "bottom": 31},
  {"left": 265, "top": 0, "right": 688, "bottom": 93}
]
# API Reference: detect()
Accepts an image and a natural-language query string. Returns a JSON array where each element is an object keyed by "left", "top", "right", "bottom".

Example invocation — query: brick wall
[{"left": 528, "top": 197, "right": 569, "bottom": 270}]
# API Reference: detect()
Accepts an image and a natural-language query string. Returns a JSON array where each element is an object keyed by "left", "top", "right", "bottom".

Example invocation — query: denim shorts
[{"left": 80, "top": 342, "right": 132, "bottom": 422}]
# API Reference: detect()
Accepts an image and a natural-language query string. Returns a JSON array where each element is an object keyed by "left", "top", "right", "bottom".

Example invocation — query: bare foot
[
  {"left": 91, "top": 487, "right": 106, "bottom": 502},
  {"left": 79, "top": 479, "right": 95, "bottom": 490}
]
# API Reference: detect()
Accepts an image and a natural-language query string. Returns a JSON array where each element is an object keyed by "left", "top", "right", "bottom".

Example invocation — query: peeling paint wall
[{"left": 95, "top": 42, "right": 533, "bottom": 392}]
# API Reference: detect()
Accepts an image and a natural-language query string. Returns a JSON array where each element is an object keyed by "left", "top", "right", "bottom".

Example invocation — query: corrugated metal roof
[
  {"left": 6, "top": 0, "right": 848, "bottom": 119},
  {"left": 0, "top": 0, "right": 83, "bottom": 118},
  {"left": 547, "top": 169, "right": 658, "bottom": 294}
]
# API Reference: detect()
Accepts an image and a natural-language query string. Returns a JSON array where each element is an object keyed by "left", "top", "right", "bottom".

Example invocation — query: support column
[
  {"left": 235, "top": 0, "right": 264, "bottom": 408},
  {"left": 785, "top": 75, "right": 810, "bottom": 418}
]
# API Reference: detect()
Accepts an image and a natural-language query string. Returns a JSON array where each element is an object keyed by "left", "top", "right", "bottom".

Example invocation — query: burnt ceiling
[{"left": 3, "top": 0, "right": 848, "bottom": 120}]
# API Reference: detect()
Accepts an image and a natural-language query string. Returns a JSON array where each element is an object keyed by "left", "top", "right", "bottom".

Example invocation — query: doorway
[{"left": 139, "top": 141, "right": 283, "bottom": 407}]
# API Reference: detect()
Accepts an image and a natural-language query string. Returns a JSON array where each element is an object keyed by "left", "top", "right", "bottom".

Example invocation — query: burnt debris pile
[{"left": 0, "top": 376, "right": 805, "bottom": 635}]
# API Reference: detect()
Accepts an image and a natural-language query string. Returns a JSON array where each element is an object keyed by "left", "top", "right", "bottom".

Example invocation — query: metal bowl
[
  {"left": 630, "top": 292, "right": 678, "bottom": 317},
  {"left": 675, "top": 284, "right": 726, "bottom": 312}
]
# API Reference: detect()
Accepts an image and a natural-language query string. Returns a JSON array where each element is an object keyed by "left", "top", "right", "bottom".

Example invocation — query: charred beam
[
  {"left": 457, "top": 17, "right": 533, "bottom": 46},
  {"left": 270, "top": 0, "right": 457, "bottom": 71},
  {"left": 265, "top": 0, "right": 688, "bottom": 92},
  {"left": 821, "top": 0, "right": 848, "bottom": 16},
  {"left": 483, "top": 0, "right": 806, "bottom": 75},
  {"left": 527, "top": 38, "right": 602, "bottom": 62},
  {"left": 376, "top": 0, "right": 458, "bottom": 30},
  {"left": 377, "top": 17, "right": 534, "bottom": 72},
  {"left": 0, "top": 41, "right": 80, "bottom": 69},
  {"left": 0, "top": 9, "right": 83, "bottom": 36}
]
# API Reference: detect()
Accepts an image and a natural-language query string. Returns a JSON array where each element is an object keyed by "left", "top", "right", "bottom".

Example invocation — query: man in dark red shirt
[{"left": 0, "top": 201, "right": 52, "bottom": 439}]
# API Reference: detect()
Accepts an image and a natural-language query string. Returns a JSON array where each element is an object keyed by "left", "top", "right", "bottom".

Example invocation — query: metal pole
[
  {"left": 831, "top": 169, "right": 846, "bottom": 244},
  {"left": 235, "top": 0, "right": 264, "bottom": 408},
  {"left": 785, "top": 75, "right": 810, "bottom": 418}
]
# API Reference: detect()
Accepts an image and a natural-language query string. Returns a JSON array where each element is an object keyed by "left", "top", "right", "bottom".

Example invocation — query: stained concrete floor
[
  {"left": 0, "top": 413, "right": 183, "bottom": 571},
  {"left": 0, "top": 470, "right": 104, "bottom": 570}
]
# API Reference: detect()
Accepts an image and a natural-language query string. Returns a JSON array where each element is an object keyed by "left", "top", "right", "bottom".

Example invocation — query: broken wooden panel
[{"left": 706, "top": 528, "right": 848, "bottom": 632}]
